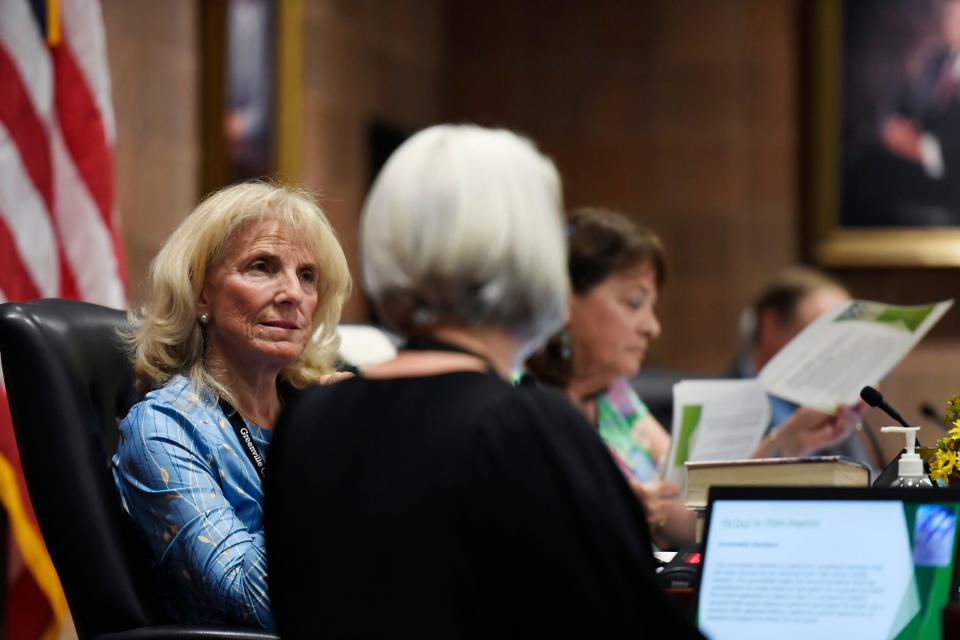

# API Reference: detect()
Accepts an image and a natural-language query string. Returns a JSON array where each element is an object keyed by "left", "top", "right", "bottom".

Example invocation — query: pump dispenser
[{"left": 881, "top": 426, "right": 934, "bottom": 488}]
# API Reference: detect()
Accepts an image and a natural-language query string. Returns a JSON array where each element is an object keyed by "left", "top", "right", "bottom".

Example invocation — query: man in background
[{"left": 731, "top": 267, "right": 882, "bottom": 477}]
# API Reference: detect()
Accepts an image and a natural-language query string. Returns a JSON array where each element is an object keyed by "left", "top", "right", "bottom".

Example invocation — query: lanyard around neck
[{"left": 218, "top": 397, "right": 267, "bottom": 480}]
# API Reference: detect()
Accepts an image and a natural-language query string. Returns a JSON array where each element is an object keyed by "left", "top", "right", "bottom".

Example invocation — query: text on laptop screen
[{"left": 698, "top": 499, "right": 959, "bottom": 640}]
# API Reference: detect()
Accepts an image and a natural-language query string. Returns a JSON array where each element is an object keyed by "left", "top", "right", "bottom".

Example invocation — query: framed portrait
[
  {"left": 199, "top": 0, "right": 303, "bottom": 193},
  {"left": 808, "top": 0, "right": 960, "bottom": 266}
]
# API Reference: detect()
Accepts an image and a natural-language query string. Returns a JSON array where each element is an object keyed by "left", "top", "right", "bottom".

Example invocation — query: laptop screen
[{"left": 697, "top": 487, "right": 960, "bottom": 640}]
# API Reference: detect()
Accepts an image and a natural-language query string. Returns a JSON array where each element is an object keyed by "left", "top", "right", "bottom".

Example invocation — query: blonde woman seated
[
  {"left": 112, "top": 183, "right": 350, "bottom": 628},
  {"left": 265, "top": 125, "right": 703, "bottom": 638},
  {"left": 527, "top": 208, "right": 865, "bottom": 549}
]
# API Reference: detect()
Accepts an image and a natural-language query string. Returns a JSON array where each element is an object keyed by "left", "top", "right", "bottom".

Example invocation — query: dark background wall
[
  {"left": 104, "top": 0, "right": 957, "bottom": 458},
  {"left": 442, "top": 0, "right": 800, "bottom": 372}
]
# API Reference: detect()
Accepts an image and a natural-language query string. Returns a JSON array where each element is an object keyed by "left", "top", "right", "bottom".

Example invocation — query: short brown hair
[
  {"left": 566, "top": 208, "right": 666, "bottom": 293},
  {"left": 526, "top": 208, "right": 666, "bottom": 388},
  {"left": 746, "top": 266, "right": 847, "bottom": 344}
]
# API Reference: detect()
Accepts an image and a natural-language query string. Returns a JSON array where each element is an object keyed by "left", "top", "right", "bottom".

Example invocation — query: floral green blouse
[{"left": 596, "top": 377, "right": 658, "bottom": 482}]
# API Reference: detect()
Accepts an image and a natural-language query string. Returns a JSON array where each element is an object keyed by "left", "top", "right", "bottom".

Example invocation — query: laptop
[{"left": 696, "top": 487, "right": 960, "bottom": 640}]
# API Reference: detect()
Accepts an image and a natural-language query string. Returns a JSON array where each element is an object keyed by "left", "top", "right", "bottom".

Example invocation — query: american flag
[{"left": 0, "top": 0, "right": 125, "bottom": 636}]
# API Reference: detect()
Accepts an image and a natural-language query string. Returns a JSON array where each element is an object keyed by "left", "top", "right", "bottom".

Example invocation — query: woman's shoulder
[
  {"left": 121, "top": 374, "right": 224, "bottom": 440},
  {"left": 489, "top": 378, "right": 572, "bottom": 412},
  {"left": 282, "top": 372, "right": 578, "bottom": 437},
  {"left": 473, "top": 378, "right": 595, "bottom": 442},
  {"left": 290, "top": 370, "right": 514, "bottom": 404},
  {"left": 395, "top": 372, "right": 572, "bottom": 421}
]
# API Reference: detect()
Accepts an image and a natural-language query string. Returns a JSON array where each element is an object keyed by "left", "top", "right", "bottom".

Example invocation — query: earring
[
  {"left": 411, "top": 307, "right": 438, "bottom": 326},
  {"left": 199, "top": 313, "right": 210, "bottom": 325},
  {"left": 559, "top": 331, "right": 572, "bottom": 360}
]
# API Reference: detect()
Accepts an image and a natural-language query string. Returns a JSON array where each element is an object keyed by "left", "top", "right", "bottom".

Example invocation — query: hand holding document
[
  {"left": 662, "top": 298, "right": 951, "bottom": 490},
  {"left": 758, "top": 299, "right": 953, "bottom": 412},
  {"left": 662, "top": 379, "right": 770, "bottom": 487}
]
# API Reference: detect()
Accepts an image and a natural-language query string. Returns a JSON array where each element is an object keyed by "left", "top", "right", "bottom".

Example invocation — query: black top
[{"left": 265, "top": 371, "right": 701, "bottom": 638}]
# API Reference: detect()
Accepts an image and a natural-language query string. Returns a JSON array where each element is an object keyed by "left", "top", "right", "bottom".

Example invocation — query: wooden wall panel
[
  {"left": 443, "top": 0, "right": 799, "bottom": 371},
  {"left": 103, "top": 0, "right": 200, "bottom": 305}
]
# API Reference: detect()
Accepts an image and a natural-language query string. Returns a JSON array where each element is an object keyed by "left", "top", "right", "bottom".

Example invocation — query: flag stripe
[
  {"left": 0, "top": 45, "right": 53, "bottom": 213},
  {"left": 0, "top": 397, "right": 68, "bottom": 619},
  {"left": 0, "top": 41, "right": 78, "bottom": 301},
  {"left": 6, "top": 566, "right": 54, "bottom": 640},
  {"left": 60, "top": 0, "right": 115, "bottom": 144},
  {"left": 52, "top": 39, "right": 112, "bottom": 232},
  {"left": 0, "top": 0, "right": 80, "bottom": 300},
  {"left": 56, "top": 240, "right": 81, "bottom": 301},
  {"left": 0, "top": 215, "right": 41, "bottom": 302},
  {"left": 0, "top": 121, "right": 60, "bottom": 297},
  {"left": 0, "top": 0, "right": 53, "bottom": 122},
  {"left": 51, "top": 121, "right": 124, "bottom": 307},
  {"left": 51, "top": 36, "right": 125, "bottom": 294}
]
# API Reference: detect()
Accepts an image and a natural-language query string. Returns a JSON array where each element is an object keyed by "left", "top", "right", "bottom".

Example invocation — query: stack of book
[{"left": 684, "top": 455, "right": 872, "bottom": 539}]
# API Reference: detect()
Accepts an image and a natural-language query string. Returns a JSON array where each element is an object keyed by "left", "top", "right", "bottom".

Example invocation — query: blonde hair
[
  {"left": 361, "top": 124, "right": 568, "bottom": 357},
  {"left": 126, "top": 181, "right": 351, "bottom": 404}
]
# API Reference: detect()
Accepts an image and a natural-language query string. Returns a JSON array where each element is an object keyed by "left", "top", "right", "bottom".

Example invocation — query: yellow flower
[
  {"left": 943, "top": 449, "right": 957, "bottom": 472},
  {"left": 949, "top": 420, "right": 960, "bottom": 441},
  {"left": 931, "top": 465, "right": 946, "bottom": 482},
  {"left": 930, "top": 396, "right": 960, "bottom": 483},
  {"left": 934, "top": 449, "right": 958, "bottom": 484}
]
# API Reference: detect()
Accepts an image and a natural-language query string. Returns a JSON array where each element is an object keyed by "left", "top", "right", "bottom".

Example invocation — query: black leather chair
[{"left": 0, "top": 300, "right": 278, "bottom": 640}]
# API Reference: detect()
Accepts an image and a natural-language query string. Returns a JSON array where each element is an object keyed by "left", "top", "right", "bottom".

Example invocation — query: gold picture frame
[
  {"left": 808, "top": 0, "right": 960, "bottom": 267},
  {"left": 199, "top": 0, "right": 303, "bottom": 194}
]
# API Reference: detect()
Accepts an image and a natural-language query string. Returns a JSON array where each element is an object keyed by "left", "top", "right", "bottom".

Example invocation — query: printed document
[
  {"left": 662, "top": 379, "right": 770, "bottom": 486},
  {"left": 758, "top": 299, "right": 953, "bottom": 412}
]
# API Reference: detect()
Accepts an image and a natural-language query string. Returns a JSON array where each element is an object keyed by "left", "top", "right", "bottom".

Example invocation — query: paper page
[
  {"left": 758, "top": 299, "right": 953, "bottom": 411},
  {"left": 662, "top": 379, "right": 771, "bottom": 487}
]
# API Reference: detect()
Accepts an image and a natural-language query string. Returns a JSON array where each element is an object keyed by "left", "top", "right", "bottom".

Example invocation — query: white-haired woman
[
  {"left": 265, "top": 125, "right": 702, "bottom": 638},
  {"left": 113, "top": 182, "right": 350, "bottom": 629}
]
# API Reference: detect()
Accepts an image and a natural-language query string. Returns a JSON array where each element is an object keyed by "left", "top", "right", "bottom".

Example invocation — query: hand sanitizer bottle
[{"left": 881, "top": 426, "right": 934, "bottom": 488}]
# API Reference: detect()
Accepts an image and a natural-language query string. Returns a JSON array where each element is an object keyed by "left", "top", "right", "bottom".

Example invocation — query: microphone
[
  {"left": 863, "top": 386, "right": 926, "bottom": 488},
  {"left": 860, "top": 386, "right": 913, "bottom": 429}
]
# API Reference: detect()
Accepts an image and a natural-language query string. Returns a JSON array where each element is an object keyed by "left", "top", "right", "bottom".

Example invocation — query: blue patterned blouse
[{"left": 112, "top": 374, "right": 273, "bottom": 629}]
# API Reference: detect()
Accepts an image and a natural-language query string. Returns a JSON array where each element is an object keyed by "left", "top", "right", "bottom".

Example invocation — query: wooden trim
[
  {"left": 275, "top": 0, "right": 304, "bottom": 184},
  {"left": 199, "top": 0, "right": 228, "bottom": 196}
]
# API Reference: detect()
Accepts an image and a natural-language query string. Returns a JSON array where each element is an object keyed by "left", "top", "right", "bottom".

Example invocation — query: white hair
[{"left": 361, "top": 124, "right": 568, "bottom": 356}]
